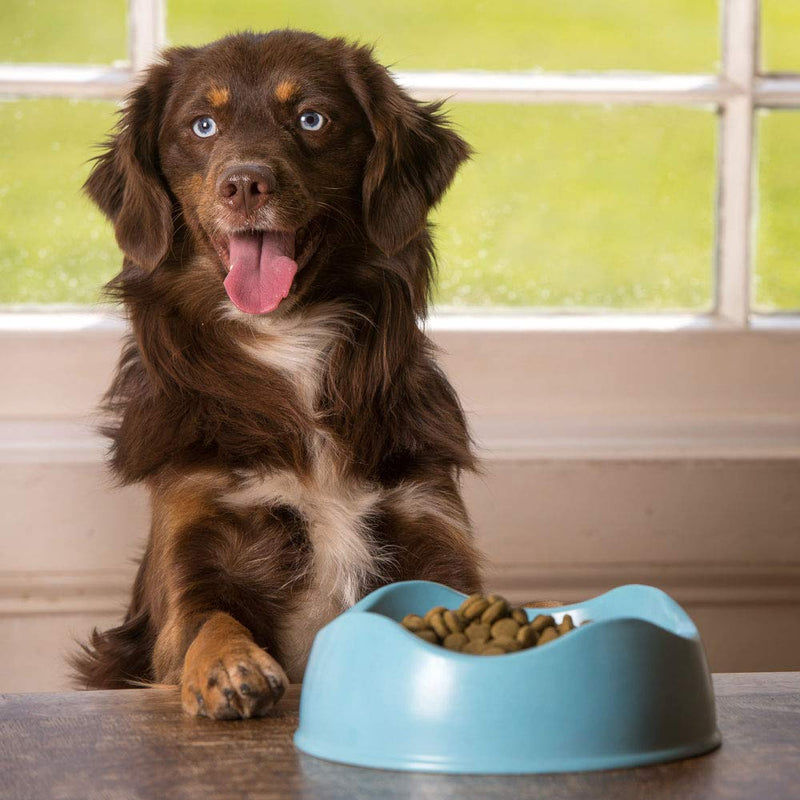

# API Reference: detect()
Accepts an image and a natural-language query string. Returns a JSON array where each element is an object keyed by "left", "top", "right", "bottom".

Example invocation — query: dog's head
[{"left": 86, "top": 30, "right": 469, "bottom": 315}]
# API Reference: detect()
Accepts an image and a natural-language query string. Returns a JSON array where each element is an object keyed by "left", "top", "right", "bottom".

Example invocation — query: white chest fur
[
  {"left": 220, "top": 307, "right": 391, "bottom": 679},
  {"left": 233, "top": 303, "right": 350, "bottom": 412}
]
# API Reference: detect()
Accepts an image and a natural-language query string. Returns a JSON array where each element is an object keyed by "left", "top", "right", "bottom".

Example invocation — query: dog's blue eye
[
  {"left": 192, "top": 116, "right": 217, "bottom": 138},
  {"left": 298, "top": 111, "right": 326, "bottom": 132}
]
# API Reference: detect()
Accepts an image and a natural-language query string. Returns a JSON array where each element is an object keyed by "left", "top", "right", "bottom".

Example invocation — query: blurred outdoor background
[{"left": 0, "top": 0, "right": 798, "bottom": 311}]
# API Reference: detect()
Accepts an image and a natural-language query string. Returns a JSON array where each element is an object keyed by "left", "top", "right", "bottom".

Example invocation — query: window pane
[
  {"left": 168, "top": 0, "right": 718, "bottom": 73},
  {"left": 0, "top": 101, "right": 715, "bottom": 310},
  {"left": 432, "top": 105, "right": 715, "bottom": 310},
  {"left": 0, "top": 99, "right": 119, "bottom": 304},
  {"left": 0, "top": 0, "right": 127, "bottom": 64},
  {"left": 761, "top": 0, "right": 800, "bottom": 72},
  {"left": 754, "top": 111, "right": 800, "bottom": 313}
]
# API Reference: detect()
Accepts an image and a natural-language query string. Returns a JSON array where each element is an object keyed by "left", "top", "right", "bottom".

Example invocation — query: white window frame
[{"left": 1, "top": 0, "right": 799, "bottom": 463}]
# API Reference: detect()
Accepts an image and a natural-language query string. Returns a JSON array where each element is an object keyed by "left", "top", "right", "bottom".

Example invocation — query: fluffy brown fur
[{"left": 70, "top": 30, "right": 483, "bottom": 718}]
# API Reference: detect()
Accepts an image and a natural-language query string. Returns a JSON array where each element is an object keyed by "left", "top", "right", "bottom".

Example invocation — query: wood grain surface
[{"left": 1, "top": 673, "right": 798, "bottom": 800}]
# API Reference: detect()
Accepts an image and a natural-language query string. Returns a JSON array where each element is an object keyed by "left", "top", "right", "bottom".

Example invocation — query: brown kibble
[
  {"left": 557, "top": 614, "right": 575, "bottom": 635},
  {"left": 428, "top": 611, "right": 450, "bottom": 639},
  {"left": 401, "top": 594, "right": 574, "bottom": 655},
  {"left": 459, "top": 594, "right": 484, "bottom": 613},
  {"left": 443, "top": 632, "right": 468, "bottom": 651},
  {"left": 511, "top": 608, "right": 529, "bottom": 626},
  {"left": 424, "top": 606, "right": 447, "bottom": 624},
  {"left": 481, "top": 598, "right": 510, "bottom": 625},
  {"left": 516, "top": 625, "right": 538, "bottom": 648},
  {"left": 530, "top": 614, "right": 556, "bottom": 633},
  {"left": 402, "top": 614, "right": 428, "bottom": 631},
  {"left": 462, "top": 598, "right": 490, "bottom": 621},
  {"left": 465, "top": 622, "right": 491, "bottom": 643},
  {"left": 490, "top": 618, "right": 520, "bottom": 639},
  {"left": 491, "top": 636, "right": 521, "bottom": 652},
  {"left": 537, "top": 626, "right": 558, "bottom": 646},
  {"left": 443, "top": 610, "right": 464, "bottom": 634}
]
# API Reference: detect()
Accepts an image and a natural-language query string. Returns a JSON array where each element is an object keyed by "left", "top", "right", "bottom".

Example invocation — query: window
[{"left": 1, "top": 0, "right": 799, "bottom": 320}]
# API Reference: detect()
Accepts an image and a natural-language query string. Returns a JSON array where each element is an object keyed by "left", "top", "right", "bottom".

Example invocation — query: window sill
[
  {"left": 1, "top": 308, "right": 799, "bottom": 333},
  {"left": 1, "top": 308, "right": 799, "bottom": 462}
]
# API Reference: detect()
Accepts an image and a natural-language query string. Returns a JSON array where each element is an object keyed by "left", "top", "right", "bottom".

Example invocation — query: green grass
[
  {"left": 0, "top": 99, "right": 119, "bottom": 304},
  {"left": 0, "top": 1, "right": 798, "bottom": 310},
  {"left": 0, "top": 100, "right": 717, "bottom": 309},
  {"left": 0, "top": 0, "right": 127, "bottom": 64},
  {"left": 433, "top": 105, "right": 715, "bottom": 309},
  {"left": 755, "top": 111, "right": 800, "bottom": 312},
  {"left": 762, "top": 0, "right": 800, "bottom": 72},
  {"left": 167, "top": 0, "right": 719, "bottom": 73}
]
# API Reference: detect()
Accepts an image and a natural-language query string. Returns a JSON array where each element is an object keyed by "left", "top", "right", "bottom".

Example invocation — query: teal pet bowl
[{"left": 294, "top": 581, "right": 720, "bottom": 774}]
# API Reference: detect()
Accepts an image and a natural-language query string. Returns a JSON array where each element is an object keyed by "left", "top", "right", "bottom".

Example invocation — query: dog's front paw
[{"left": 181, "top": 637, "right": 288, "bottom": 720}]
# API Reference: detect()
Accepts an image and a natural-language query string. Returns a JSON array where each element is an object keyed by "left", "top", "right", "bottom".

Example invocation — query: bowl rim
[{"left": 344, "top": 580, "right": 701, "bottom": 654}]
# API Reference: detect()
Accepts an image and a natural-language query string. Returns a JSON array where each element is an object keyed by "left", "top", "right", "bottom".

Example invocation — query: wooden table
[{"left": 1, "top": 673, "right": 798, "bottom": 800}]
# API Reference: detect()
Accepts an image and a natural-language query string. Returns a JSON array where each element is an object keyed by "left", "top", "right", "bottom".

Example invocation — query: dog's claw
[{"left": 266, "top": 674, "right": 284, "bottom": 699}]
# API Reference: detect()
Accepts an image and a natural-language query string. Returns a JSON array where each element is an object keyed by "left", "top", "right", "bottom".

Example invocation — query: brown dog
[{"left": 71, "top": 30, "right": 483, "bottom": 719}]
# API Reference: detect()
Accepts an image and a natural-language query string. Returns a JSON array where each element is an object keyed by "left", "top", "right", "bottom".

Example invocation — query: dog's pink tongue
[{"left": 224, "top": 231, "right": 297, "bottom": 314}]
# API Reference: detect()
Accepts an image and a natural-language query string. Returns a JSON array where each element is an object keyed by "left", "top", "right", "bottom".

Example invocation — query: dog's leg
[
  {"left": 378, "top": 474, "right": 485, "bottom": 594},
  {"left": 145, "top": 479, "right": 300, "bottom": 718},
  {"left": 179, "top": 612, "right": 288, "bottom": 719}
]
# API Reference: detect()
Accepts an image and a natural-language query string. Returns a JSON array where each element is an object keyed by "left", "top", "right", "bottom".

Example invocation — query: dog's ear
[
  {"left": 84, "top": 57, "right": 178, "bottom": 272},
  {"left": 343, "top": 44, "right": 471, "bottom": 256}
]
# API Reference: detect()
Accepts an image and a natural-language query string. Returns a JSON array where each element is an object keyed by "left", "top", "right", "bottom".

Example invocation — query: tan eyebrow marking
[
  {"left": 274, "top": 80, "right": 299, "bottom": 103},
  {"left": 206, "top": 86, "right": 230, "bottom": 107}
]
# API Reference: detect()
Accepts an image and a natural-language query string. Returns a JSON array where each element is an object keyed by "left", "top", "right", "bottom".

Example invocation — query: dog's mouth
[{"left": 210, "top": 224, "right": 320, "bottom": 315}]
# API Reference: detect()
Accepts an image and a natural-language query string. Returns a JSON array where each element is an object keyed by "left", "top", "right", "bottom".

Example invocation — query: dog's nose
[{"left": 217, "top": 164, "right": 276, "bottom": 216}]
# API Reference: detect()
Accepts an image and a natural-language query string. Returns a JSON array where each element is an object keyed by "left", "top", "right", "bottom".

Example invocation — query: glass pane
[
  {"left": 761, "top": 0, "right": 800, "bottom": 72},
  {"left": 0, "top": 101, "right": 715, "bottom": 310},
  {"left": 168, "top": 0, "right": 718, "bottom": 73},
  {"left": 0, "top": 99, "right": 119, "bottom": 305},
  {"left": 0, "top": 0, "right": 127, "bottom": 64},
  {"left": 432, "top": 105, "right": 716, "bottom": 310},
  {"left": 754, "top": 111, "right": 800, "bottom": 313}
]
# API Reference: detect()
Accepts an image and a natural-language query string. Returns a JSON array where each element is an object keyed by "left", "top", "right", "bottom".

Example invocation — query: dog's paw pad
[{"left": 182, "top": 641, "right": 288, "bottom": 720}]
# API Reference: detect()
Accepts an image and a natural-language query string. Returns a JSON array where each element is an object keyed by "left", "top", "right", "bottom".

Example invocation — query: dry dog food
[{"left": 400, "top": 593, "right": 583, "bottom": 655}]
